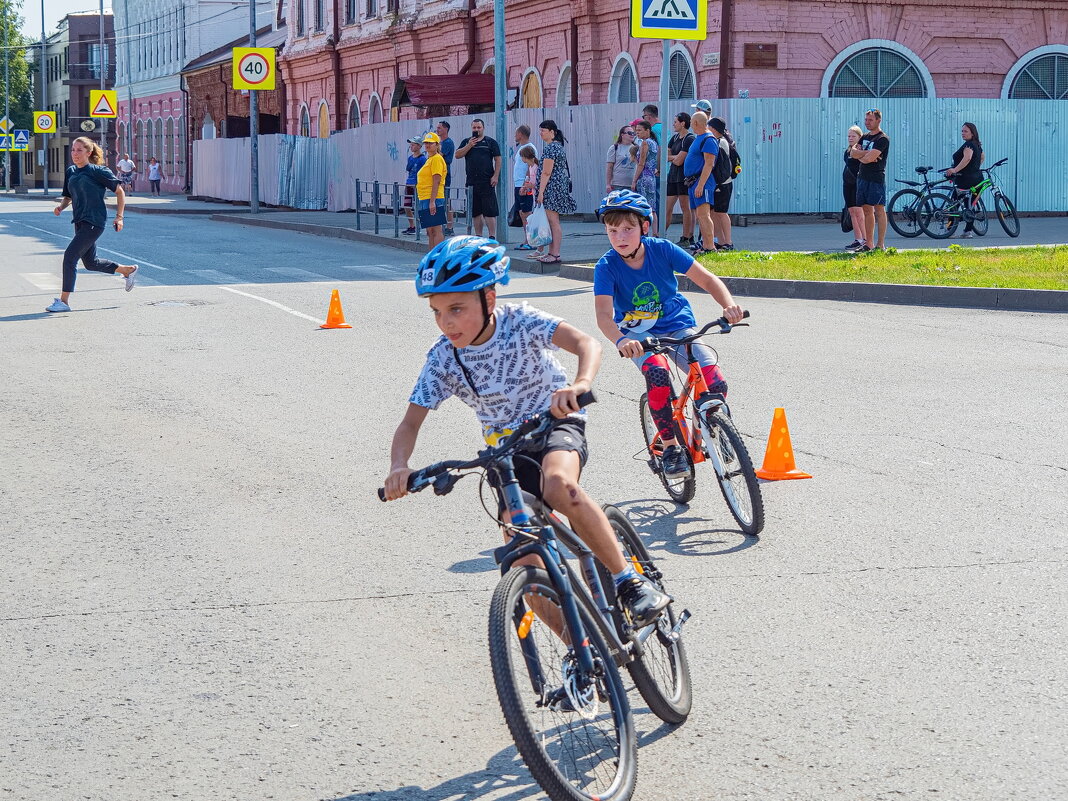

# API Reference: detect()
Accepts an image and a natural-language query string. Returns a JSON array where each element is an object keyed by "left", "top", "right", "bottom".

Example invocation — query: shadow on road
[
  {"left": 616, "top": 498, "right": 758, "bottom": 557},
  {"left": 0, "top": 306, "right": 119, "bottom": 322}
]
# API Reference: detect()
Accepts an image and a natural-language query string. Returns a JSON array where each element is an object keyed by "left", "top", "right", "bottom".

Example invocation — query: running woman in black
[{"left": 48, "top": 136, "right": 138, "bottom": 313}]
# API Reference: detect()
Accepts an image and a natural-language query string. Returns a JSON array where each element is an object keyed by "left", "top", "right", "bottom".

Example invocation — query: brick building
[{"left": 278, "top": 0, "right": 1068, "bottom": 136}]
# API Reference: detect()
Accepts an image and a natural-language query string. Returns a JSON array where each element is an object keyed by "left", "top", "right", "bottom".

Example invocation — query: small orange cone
[
  {"left": 320, "top": 289, "right": 352, "bottom": 329},
  {"left": 755, "top": 407, "right": 812, "bottom": 481}
]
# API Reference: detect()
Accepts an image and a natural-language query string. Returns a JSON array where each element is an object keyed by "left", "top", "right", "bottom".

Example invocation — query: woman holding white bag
[{"left": 532, "top": 119, "right": 577, "bottom": 265}]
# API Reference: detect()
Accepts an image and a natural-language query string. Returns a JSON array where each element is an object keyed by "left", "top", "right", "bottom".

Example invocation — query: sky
[{"left": 18, "top": 0, "right": 112, "bottom": 39}]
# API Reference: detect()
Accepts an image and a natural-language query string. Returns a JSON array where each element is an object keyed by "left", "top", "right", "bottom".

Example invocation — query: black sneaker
[
  {"left": 616, "top": 577, "right": 672, "bottom": 629},
  {"left": 443, "top": 226, "right": 455, "bottom": 236},
  {"left": 677, "top": 236, "right": 692, "bottom": 247},
  {"left": 661, "top": 445, "right": 689, "bottom": 478},
  {"left": 845, "top": 239, "right": 863, "bottom": 251},
  {"left": 854, "top": 244, "right": 872, "bottom": 253},
  {"left": 717, "top": 243, "right": 735, "bottom": 252}
]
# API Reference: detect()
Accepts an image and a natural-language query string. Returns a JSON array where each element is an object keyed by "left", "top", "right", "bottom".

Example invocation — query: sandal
[
  {"left": 536, "top": 254, "right": 562, "bottom": 264},
  {"left": 514, "top": 243, "right": 535, "bottom": 250}
]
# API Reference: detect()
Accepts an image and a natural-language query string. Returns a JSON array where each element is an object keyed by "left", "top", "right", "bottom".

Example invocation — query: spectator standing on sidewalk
[
  {"left": 850, "top": 108, "right": 890, "bottom": 250},
  {"left": 944, "top": 122, "right": 984, "bottom": 239},
  {"left": 605, "top": 124, "right": 637, "bottom": 195},
  {"left": 684, "top": 111, "right": 719, "bottom": 256},
  {"left": 146, "top": 157, "right": 162, "bottom": 196},
  {"left": 116, "top": 153, "right": 136, "bottom": 194},
  {"left": 416, "top": 132, "right": 448, "bottom": 248},
  {"left": 642, "top": 104, "right": 663, "bottom": 145},
  {"left": 534, "top": 119, "right": 577, "bottom": 265},
  {"left": 708, "top": 116, "right": 735, "bottom": 251},
  {"left": 402, "top": 136, "right": 426, "bottom": 235},
  {"left": 455, "top": 118, "right": 502, "bottom": 238},
  {"left": 436, "top": 121, "right": 456, "bottom": 235},
  {"left": 512, "top": 126, "right": 538, "bottom": 250},
  {"left": 842, "top": 125, "right": 867, "bottom": 251},
  {"left": 666, "top": 112, "right": 695, "bottom": 247},
  {"left": 632, "top": 121, "right": 660, "bottom": 235}
]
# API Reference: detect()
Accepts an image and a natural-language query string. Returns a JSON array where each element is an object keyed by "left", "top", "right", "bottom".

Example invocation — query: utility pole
[
  {"left": 4, "top": 0, "right": 11, "bottom": 191},
  {"left": 492, "top": 1, "right": 506, "bottom": 243},
  {"left": 248, "top": 0, "right": 258, "bottom": 213},
  {"left": 99, "top": 0, "right": 107, "bottom": 161},
  {"left": 39, "top": 0, "right": 47, "bottom": 194}
]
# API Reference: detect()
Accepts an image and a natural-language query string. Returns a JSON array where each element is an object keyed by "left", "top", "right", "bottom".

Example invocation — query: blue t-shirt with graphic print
[{"left": 593, "top": 237, "right": 697, "bottom": 337}]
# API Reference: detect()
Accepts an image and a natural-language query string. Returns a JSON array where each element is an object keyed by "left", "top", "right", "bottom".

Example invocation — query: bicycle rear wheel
[
  {"left": 705, "top": 411, "right": 765, "bottom": 536},
  {"left": 488, "top": 566, "right": 637, "bottom": 801},
  {"left": 995, "top": 192, "right": 1020, "bottom": 237},
  {"left": 919, "top": 192, "right": 958, "bottom": 239},
  {"left": 971, "top": 195, "right": 989, "bottom": 236},
  {"left": 640, "top": 392, "right": 695, "bottom": 505},
  {"left": 598, "top": 505, "right": 692, "bottom": 724},
  {"left": 887, "top": 188, "right": 924, "bottom": 237}
]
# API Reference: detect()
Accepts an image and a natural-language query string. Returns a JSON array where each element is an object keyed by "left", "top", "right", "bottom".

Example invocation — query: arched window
[
  {"left": 520, "top": 69, "right": 542, "bottom": 108},
  {"left": 1007, "top": 52, "right": 1068, "bottom": 99},
  {"left": 174, "top": 117, "right": 185, "bottom": 182},
  {"left": 609, "top": 55, "right": 639, "bottom": 104},
  {"left": 155, "top": 117, "right": 164, "bottom": 166},
  {"left": 556, "top": 64, "right": 572, "bottom": 106},
  {"left": 200, "top": 113, "right": 215, "bottom": 140},
  {"left": 317, "top": 102, "right": 330, "bottom": 137},
  {"left": 368, "top": 94, "right": 383, "bottom": 124},
  {"left": 165, "top": 117, "right": 174, "bottom": 176},
  {"left": 828, "top": 46, "right": 928, "bottom": 98},
  {"left": 347, "top": 98, "right": 360, "bottom": 128},
  {"left": 135, "top": 118, "right": 145, "bottom": 161},
  {"left": 299, "top": 105, "right": 311, "bottom": 136},
  {"left": 669, "top": 49, "right": 695, "bottom": 100}
]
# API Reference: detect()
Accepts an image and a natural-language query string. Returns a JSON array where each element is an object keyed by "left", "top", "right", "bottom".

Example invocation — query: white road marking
[
  {"left": 265, "top": 267, "right": 332, "bottom": 281},
  {"left": 187, "top": 269, "right": 242, "bottom": 284},
  {"left": 217, "top": 286, "right": 325, "bottom": 325},
  {"left": 3, "top": 219, "right": 169, "bottom": 270},
  {"left": 21, "top": 272, "right": 60, "bottom": 291}
]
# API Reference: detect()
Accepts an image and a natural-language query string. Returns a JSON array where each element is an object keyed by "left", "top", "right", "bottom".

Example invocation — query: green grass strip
[{"left": 698, "top": 245, "right": 1068, "bottom": 291}]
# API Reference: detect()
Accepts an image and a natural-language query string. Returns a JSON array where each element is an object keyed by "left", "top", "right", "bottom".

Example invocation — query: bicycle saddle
[{"left": 915, "top": 166, "right": 933, "bottom": 174}]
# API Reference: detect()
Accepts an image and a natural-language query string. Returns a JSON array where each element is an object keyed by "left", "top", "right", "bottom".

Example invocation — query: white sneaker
[
  {"left": 45, "top": 298, "right": 71, "bottom": 313},
  {"left": 961, "top": 231, "right": 974, "bottom": 239},
  {"left": 124, "top": 265, "right": 139, "bottom": 292}
]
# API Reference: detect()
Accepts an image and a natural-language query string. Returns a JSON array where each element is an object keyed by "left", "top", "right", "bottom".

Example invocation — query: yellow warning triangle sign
[{"left": 90, "top": 90, "right": 117, "bottom": 118}]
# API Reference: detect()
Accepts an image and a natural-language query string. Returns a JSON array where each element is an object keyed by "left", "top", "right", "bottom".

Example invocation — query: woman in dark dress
[
  {"left": 48, "top": 137, "right": 138, "bottom": 313},
  {"left": 843, "top": 125, "right": 867, "bottom": 251},
  {"left": 944, "top": 122, "right": 984, "bottom": 238},
  {"left": 534, "top": 119, "right": 577, "bottom": 265}
]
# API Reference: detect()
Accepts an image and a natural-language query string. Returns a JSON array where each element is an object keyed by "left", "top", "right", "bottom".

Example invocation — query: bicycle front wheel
[
  {"left": 919, "top": 192, "right": 958, "bottom": 239},
  {"left": 995, "top": 192, "right": 1020, "bottom": 237},
  {"left": 599, "top": 505, "right": 692, "bottom": 724},
  {"left": 705, "top": 412, "right": 765, "bottom": 536},
  {"left": 640, "top": 392, "right": 695, "bottom": 505},
  {"left": 887, "top": 188, "right": 924, "bottom": 237},
  {"left": 488, "top": 566, "right": 637, "bottom": 801}
]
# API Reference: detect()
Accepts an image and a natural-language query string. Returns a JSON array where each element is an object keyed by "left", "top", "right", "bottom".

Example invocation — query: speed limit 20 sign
[{"left": 233, "top": 47, "right": 276, "bottom": 91}]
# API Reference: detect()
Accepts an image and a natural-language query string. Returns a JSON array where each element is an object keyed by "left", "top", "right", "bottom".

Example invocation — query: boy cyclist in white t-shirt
[{"left": 382, "top": 235, "right": 670, "bottom": 628}]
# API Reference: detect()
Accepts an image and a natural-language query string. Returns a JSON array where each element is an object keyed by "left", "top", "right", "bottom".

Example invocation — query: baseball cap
[
  {"left": 406, "top": 135, "right": 423, "bottom": 144},
  {"left": 630, "top": 118, "right": 643, "bottom": 127},
  {"left": 422, "top": 132, "right": 441, "bottom": 144},
  {"left": 691, "top": 99, "right": 713, "bottom": 114},
  {"left": 709, "top": 116, "right": 727, "bottom": 133}
]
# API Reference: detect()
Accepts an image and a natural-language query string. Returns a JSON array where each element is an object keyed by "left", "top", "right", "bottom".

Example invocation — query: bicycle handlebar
[
  {"left": 377, "top": 391, "right": 597, "bottom": 501},
  {"left": 617, "top": 311, "right": 751, "bottom": 357}
]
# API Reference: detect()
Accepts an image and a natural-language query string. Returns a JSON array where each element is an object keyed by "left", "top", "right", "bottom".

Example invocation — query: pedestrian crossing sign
[
  {"left": 13, "top": 130, "right": 30, "bottom": 149},
  {"left": 90, "top": 89, "right": 118, "bottom": 118},
  {"left": 0, "top": 134, "right": 12, "bottom": 150},
  {"left": 631, "top": 0, "right": 707, "bottom": 40}
]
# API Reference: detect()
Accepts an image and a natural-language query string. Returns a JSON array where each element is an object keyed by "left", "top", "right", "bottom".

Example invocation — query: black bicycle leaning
[
  {"left": 378, "top": 393, "right": 691, "bottom": 801},
  {"left": 920, "top": 157, "right": 1019, "bottom": 239},
  {"left": 887, "top": 165, "right": 952, "bottom": 238}
]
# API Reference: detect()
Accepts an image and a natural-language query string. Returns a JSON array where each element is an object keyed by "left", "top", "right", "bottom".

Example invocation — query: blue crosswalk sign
[
  {"left": 13, "top": 130, "right": 30, "bottom": 148},
  {"left": 631, "top": 0, "right": 707, "bottom": 40},
  {"left": 0, "top": 134, "right": 12, "bottom": 150}
]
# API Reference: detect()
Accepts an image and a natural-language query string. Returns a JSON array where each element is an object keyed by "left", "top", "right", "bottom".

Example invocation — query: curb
[{"left": 558, "top": 264, "right": 1066, "bottom": 313}]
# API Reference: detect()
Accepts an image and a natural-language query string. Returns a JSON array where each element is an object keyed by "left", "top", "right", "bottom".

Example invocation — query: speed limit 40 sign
[{"left": 233, "top": 47, "right": 276, "bottom": 91}]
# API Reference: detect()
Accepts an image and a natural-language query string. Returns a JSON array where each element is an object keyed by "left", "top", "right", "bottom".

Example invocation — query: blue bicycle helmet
[
  {"left": 597, "top": 189, "right": 653, "bottom": 221},
  {"left": 415, "top": 235, "right": 511, "bottom": 296}
]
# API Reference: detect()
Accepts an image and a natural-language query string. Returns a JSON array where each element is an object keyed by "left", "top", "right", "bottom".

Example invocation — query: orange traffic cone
[
  {"left": 755, "top": 408, "right": 812, "bottom": 480},
  {"left": 320, "top": 289, "right": 352, "bottom": 329}
]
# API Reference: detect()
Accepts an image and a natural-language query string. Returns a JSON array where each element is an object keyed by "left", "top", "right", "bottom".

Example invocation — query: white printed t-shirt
[{"left": 410, "top": 302, "right": 574, "bottom": 443}]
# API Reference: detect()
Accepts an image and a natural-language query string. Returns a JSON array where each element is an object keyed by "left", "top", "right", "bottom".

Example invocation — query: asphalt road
[{"left": 2, "top": 197, "right": 1066, "bottom": 801}]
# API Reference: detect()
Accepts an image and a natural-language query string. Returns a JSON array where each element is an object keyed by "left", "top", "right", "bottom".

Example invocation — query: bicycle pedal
[{"left": 665, "top": 609, "right": 692, "bottom": 644}]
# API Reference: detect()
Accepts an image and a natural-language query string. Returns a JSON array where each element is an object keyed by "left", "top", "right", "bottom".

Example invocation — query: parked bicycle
[
  {"left": 378, "top": 392, "right": 691, "bottom": 801},
  {"left": 887, "top": 165, "right": 951, "bottom": 238},
  {"left": 920, "top": 157, "right": 1019, "bottom": 239},
  {"left": 633, "top": 314, "right": 764, "bottom": 536}
]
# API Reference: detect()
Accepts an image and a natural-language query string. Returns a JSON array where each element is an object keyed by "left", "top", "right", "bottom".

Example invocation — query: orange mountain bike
[{"left": 636, "top": 313, "right": 765, "bottom": 536}]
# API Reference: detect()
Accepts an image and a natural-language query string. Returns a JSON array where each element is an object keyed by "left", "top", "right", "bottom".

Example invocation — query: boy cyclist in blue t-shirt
[
  {"left": 593, "top": 190, "right": 744, "bottom": 478},
  {"left": 382, "top": 235, "right": 670, "bottom": 629}
]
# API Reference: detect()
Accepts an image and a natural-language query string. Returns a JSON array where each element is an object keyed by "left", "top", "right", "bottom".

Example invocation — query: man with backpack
[
  {"left": 709, "top": 116, "right": 736, "bottom": 251},
  {"left": 683, "top": 111, "right": 719, "bottom": 256}
]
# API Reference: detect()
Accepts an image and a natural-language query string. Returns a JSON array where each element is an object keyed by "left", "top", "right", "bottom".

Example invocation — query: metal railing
[
  {"left": 66, "top": 63, "right": 115, "bottom": 82},
  {"left": 351, "top": 180, "right": 474, "bottom": 242}
]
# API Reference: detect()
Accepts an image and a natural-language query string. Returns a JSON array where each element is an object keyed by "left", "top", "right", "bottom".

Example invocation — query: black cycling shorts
[{"left": 487, "top": 417, "right": 588, "bottom": 501}]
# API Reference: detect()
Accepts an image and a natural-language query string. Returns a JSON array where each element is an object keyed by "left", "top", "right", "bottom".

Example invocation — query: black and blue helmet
[
  {"left": 597, "top": 189, "right": 653, "bottom": 221},
  {"left": 415, "top": 235, "right": 511, "bottom": 296}
]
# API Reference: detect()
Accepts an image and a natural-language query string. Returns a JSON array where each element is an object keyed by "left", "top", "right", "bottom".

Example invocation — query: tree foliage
[{"left": 1, "top": 0, "right": 34, "bottom": 130}]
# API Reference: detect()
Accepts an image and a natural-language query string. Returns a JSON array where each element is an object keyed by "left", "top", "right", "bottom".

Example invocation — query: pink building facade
[
  {"left": 280, "top": 0, "right": 1068, "bottom": 135},
  {"left": 116, "top": 92, "right": 187, "bottom": 194}
]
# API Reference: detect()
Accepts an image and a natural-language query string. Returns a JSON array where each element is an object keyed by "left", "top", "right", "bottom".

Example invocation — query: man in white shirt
[{"left": 116, "top": 153, "right": 136, "bottom": 194}]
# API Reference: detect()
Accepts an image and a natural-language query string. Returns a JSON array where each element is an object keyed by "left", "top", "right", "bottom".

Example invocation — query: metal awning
[{"left": 392, "top": 74, "right": 495, "bottom": 107}]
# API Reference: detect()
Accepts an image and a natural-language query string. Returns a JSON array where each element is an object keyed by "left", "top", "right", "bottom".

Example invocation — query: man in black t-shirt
[
  {"left": 455, "top": 118, "right": 502, "bottom": 237},
  {"left": 665, "top": 112, "right": 696, "bottom": 246},
  {"left": 850, "top": 108, "right": 890, "bottom": 250}
]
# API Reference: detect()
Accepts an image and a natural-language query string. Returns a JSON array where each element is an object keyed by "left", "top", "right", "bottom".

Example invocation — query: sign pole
[
  {"left": 659, "top": 40, "right": 669, "bottom": 238},
  {"left": 493, "top": 0, "right": 507, "bottom": 244},
  {"left": 39, "top": 0, "right": 47, "bottom": 195},
  {"left": 248, "top": 0, "right": 259, "bottom": 214},
  {"left": 98, "top": 0, "right": 107, "bottom": 161},
  {"left": 4, "top": 0, "right": 10, "bottom": 191}
]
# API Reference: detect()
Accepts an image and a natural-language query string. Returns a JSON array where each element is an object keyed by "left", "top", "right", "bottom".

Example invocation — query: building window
[
  {"left": 368, "top": 94, "right": 382, "bottom": 124},
  {"left": 299, "top": 106, "right": 311, "bottom": 136},
  {"left": 669, "top": 50, "right": 695, "bottom": 100},
  {"left": 165, "top": 117, "right": 175, "bottom": 177},
  {"left": 366, "top": 0, "right": 377, "bottom": 17},
  {"left": 314, "top": 0, "right": 324, "bottom": 30},
  {"left": 155, "top": 118, "right": 164, "bottom": 167},
  {"left": 520, "top": 70, "right": 542, "bottom": 108},
  {"left": 201, "top": 113, "right": 215, "bottom": 140},
  {"left": 347, "top": 99, "right": 360, "bottom": 128},
  {"left": 609, "top": 56, "right": 638, "bottom": 104},
  {"left": 557, "top": 65, "right": 572, "bottom": 107},
  {"left": 386, "top": 0, "right": 397, "bottom": 12},
  {"left": 296, "top": 0, "right": 305, "bottom": 35},
  {"left": 345, "top": 0, "right": 356, "bottom": 23},
  {"left": 174, "top": 117, "right": 185, "bottom": 181},
  {"left": 89, "top": 43, "right": 109, "bottom": 79},
  {"left": 317, "top": 102, "right": 330, "bottom": 137},
  {"left": 829, "top": 47, "right": 927, "bottom": 98},
  {"left": 1008, "top": 53, "right": 1068, "bottom": 99}
]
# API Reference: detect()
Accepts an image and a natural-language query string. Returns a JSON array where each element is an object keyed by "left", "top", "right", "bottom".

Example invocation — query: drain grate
[{"left": 148, "top": 300, "right": 211, "bottom": 307}]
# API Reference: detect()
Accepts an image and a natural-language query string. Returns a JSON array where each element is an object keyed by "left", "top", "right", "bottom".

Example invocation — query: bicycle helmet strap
[{"left": 452, "top": 288, "right": 494, "bottom": 397}]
